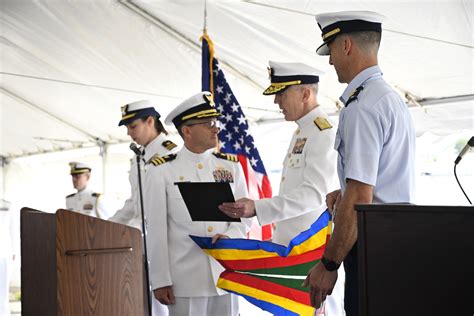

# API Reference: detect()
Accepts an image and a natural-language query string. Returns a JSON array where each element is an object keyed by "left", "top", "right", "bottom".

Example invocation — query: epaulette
[
  {"left": 65, "top": 193, "right": 75, "bottom": 198},
  {"left": 92, "top": 193, "right": 101, "bottom": 197},
  {"left": 162, "top": 140, "right": 177, "bottom": 151},
  {"left": 314, "top": 117, "right": 333, "bottom": 131},
  {"left": 149, "top": 154, "right": 177, "bottom": 166},
  {"left": 345, "top": 85, "right": 364, "bottom": 107},
  {"left": 213, "top": 152, "right": 238, "bottom": 162}
]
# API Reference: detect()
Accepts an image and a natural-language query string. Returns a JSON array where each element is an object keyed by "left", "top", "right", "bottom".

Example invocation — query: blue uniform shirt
[{"left": 336, "top": 65, "right": 416, "bottom": 203}]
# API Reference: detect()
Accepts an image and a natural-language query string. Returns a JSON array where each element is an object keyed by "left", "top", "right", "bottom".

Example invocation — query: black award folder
[{"left": 175, "top": 182, "right": 240, "bottom": 222}]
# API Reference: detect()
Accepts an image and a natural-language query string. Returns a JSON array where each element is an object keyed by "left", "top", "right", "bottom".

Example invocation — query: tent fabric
[{"left": 1, "top": 0, "right": 473, "bottom": 158}]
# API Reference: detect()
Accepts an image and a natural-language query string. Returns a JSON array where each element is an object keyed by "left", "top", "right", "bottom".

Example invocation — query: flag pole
[{"left": 203, "top": 0, "right": 207, "bottom": 34}]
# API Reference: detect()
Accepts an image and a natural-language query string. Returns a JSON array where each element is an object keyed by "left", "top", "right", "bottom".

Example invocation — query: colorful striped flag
[
  {"left": 201, "top": 32, "right": 273, "bottom": 240},
  {"left": 191, "top": 209, "right": 332, "bottom": 315}
]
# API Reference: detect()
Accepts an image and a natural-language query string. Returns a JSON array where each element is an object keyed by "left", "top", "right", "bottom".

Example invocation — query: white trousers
[
  {"left": 168, "top": 294, "right": 238, "bottom": 316},
  {"left": 152, "top": 296, "right": 169, "bottom": 316},
  {"left": 323, "top": 265, "right": 346, "bottom": 316},
  {"left": 0, "top": 258, "right": 11, "bottom": 316}
]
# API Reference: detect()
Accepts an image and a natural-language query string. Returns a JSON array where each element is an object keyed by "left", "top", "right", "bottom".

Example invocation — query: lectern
[
  {"left": 21, "top": 208, "right": 145, "bottom": 315},
  {"left": 357, "top": 204, "right": 474, "bottom": 316}
]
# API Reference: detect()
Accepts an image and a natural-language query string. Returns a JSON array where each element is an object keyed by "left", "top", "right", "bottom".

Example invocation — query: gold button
[
  {"left": 207, "top": 226, "right": 214, "bottom": 233},
  {"left": 179, "top": 176, "right": 184, "bottom": 181},
  {"left": 281, "top": 176, "right": 285, "bottom": 182},
  {"left": 296, "top": 129, "right": 300, "bottom": 135},
  {"left": 197, "top": 163, "right": 203, "bottom": 169},
  {"left": 287, "top": 153, "right": 291, "bottom": 158}
]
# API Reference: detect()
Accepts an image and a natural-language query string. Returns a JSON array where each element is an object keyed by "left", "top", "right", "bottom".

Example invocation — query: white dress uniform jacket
[
  {"left": 255, "top": 106, "right": 338, "bottom": 245},
  {"left": 254, "top": 106, "right": 346, "bottom": 315},
  {"left": 66, "top": 187, "right": 111, "bottom": 219},
  {"left": 109, "top": 134, "right": 178, "bottom": 229},
  {"left": 145, "top": 146, "right": 249, "bottom": 297}
]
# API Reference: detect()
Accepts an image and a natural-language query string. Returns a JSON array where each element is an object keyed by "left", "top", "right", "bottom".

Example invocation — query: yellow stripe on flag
[{"left": 218, "top": 278, "right": 315, "bottom": 316}]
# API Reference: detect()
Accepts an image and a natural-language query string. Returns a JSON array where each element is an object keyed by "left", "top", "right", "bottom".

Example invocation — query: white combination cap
[
  {"left": 263, "top": 61, "right": 324, "bottom": 95},
  {"left": 165, "top": 91, "right": 220, "bottom": 128},
  {"left": 69, "top": 162, "right": 91, "bottom": 175},
  {"left": 118, "top": 100, "right": 160, "bottom": 126},
  {"left": 315, "top": 11, "right": 386, "bottom": 55}
]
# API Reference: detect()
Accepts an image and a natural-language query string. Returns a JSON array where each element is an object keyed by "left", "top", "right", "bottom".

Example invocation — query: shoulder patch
[
  {"left": 149, "top": 153, "right": 177, "bottom": 166},
  {"left": 162, "top": 140, "right": 177, "bottom": 151},
  {"left": 92, "top": 192, "right": 101, "bottom": 197},
  {"left": 213, "top": 152, "right": 238, "bottom": 162},
  {"left": 314, "top": 117, "right": 332, "bottom": 131},
  {"left": 66, "top": 193, "right": 76, "bottom": 198},
  {"left": 345, "top": 85, "right": 364, "bottom": 107}
]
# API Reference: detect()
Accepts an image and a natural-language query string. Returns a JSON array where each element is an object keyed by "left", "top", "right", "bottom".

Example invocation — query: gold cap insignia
[
  {"left": 267, "top": 67, "right": 273, "bottom": 80},
  {"left": 203, "top": 93, "right": 215, "bottom": 107},
  {"left": 121, "top": 105, "right": 128, "bottom": 116}
]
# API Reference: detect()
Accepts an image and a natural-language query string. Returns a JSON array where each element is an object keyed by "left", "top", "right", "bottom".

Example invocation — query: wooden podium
[
  {"left": 357, "top": 204, "right": 474, "bottom": 316},
  {"left": 21, "top": 208, "right": 145, "bottom": 315}
]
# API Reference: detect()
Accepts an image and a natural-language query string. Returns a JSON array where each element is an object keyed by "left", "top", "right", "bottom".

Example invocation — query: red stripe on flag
[
  {"left": 217, "top": 246, "right": 325, "bottom": 271},
  {"left": 221, "top": 271, "right": 310, "bottom": 305},
  {"left": 237, "top": 154, "right": 273, "bottom": 240}
]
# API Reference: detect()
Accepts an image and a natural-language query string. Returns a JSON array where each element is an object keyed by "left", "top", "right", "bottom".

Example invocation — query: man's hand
[
  {"left": 219, "top": 198, "right": 256, "bottom": 218},
  {"left": 303, "top": 262, "right": 338, "bottom": 308},
  {"left": 153, "top": 286, "right": 175, "bottom": 305},
  {"left": 211, "top": 233, "right": 229, "bottom": 244},
  {"left": 326, "top": 189, "right": 341, "bottom": 214}
]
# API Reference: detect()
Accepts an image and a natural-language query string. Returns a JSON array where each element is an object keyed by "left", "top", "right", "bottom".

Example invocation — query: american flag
[{"left": 201, "top": 33, "right": 273, "bottom": 240}]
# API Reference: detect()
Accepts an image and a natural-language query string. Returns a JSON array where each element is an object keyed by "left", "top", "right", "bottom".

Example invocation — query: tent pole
[
  {"left": 0, "top": 156, "right": 5, "bottom": 199},
  {"left": 97, "top": 140, "right": 107, "bottom": 194}
]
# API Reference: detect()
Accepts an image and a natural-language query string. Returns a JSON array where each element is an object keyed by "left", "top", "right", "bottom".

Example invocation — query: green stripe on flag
[{"left": 240, "top": 260, "right": 320, "bottom": 277}]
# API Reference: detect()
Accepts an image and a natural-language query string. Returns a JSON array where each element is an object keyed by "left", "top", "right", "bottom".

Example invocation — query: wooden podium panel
[
  {"left": 357, "top": 204, "right": 474, "bottom": 316},
  {"left": 21, "top": 208, "right": 57, "bottom": 315},
  {"left": 21, "top": 208, "right": 145, "bottom": 315}
]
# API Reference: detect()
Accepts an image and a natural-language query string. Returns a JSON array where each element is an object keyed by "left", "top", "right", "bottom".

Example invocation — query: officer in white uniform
[
  {"left": 66, "top": 162, "right": 111, "bottom": 219},
  {"left": 0, "top": 200, "right": 18, "bottom": 316},
  {"left": 145, "top": 92, "right": 249, "bottom": 316},
  {"left": 109, "top": 100, "right": 178, "bottom": 230},
  {"left": 219, "top": 61, "right": 345, "bottom": 315},
  {"left": 109, "top": 100, "right": 174, "bottom": 316},
  {"left": 306, "top": 11, "right": 416, "bottom": 316}
]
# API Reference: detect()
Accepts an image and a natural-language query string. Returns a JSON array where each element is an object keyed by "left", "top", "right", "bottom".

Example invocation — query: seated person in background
[{"left": 65, "top": 162, "right": 111, "bottom": 219}]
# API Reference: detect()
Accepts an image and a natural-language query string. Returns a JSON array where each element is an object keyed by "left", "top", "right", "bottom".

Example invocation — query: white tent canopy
[
  {"left": 1, "top": 1, "right": 474, "bottom": 295},
  {"left": 1, "top": 0, "right": 473, "bottom": 159}
]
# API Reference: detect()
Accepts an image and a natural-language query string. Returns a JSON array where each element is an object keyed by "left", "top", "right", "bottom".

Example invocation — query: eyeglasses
[{"left": 185, "top": 120, "right": 221, "bottom": 129}]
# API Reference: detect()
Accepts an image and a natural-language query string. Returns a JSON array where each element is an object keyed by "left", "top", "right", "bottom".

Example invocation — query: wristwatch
[{"left": 321, "top": 257, "right": 341, "bottom": 271}]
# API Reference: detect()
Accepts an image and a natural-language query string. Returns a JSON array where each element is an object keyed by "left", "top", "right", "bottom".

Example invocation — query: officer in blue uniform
[{"left": 305, "top": 11, "right": 416, "bottom": 316}]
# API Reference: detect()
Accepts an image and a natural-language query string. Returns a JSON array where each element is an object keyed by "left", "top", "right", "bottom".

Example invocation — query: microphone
[
  {"left": 129, "top": 142, "right": 142, "bottom": 156},
  {"left": 454, "top": 136, "right": 474, "bottom": 165}
]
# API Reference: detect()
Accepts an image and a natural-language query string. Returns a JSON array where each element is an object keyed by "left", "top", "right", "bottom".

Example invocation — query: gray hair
[
  {"left": 297, "top": 83, "right": 319, "bottom": 95},
  {"left": 346, "top": 31, "right": 382, "bottom": 53}
]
